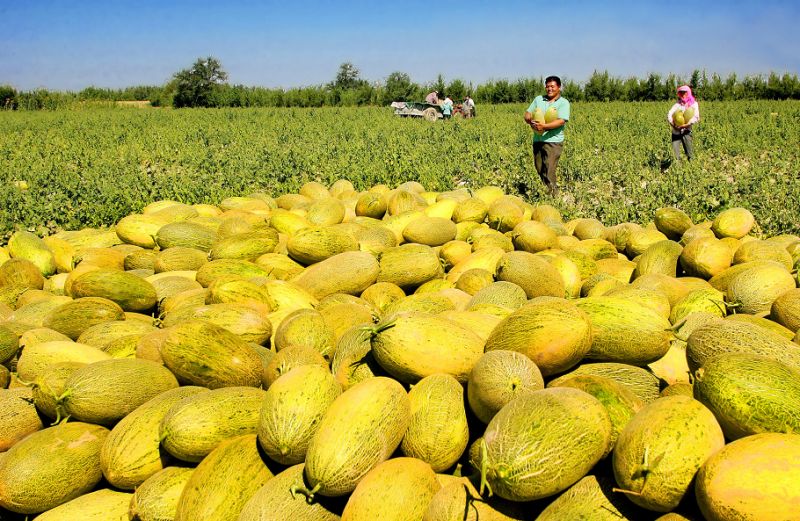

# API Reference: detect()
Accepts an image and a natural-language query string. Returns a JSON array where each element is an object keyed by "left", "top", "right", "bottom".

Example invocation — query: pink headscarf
[{"left": 677, "top": 85, "right": 696, "bottom": 106}]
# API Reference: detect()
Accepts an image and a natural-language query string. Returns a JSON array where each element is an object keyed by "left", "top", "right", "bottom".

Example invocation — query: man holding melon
[
  {"left": 524, "top": 76, "right": 570, "bottom": 196},
  {"left": 668, "top": 85, "right": 700, "bottom": 161}
]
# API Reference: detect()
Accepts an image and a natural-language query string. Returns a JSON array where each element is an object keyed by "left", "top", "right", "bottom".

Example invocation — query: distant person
[
  {"left": 442, "top": 95, "right": 453, "bottom": 119},
  {"left": 523, "top": 75, "right": 570, "bottom": 196},
  {"left": 463, "top": 95, "right": 476, "bottom": 118},
  {"left": 667, "top": 85, "right": 700, "bottom": 161},
  {"left": 425, "top": 90, "right": 439, "bottom": 105}
]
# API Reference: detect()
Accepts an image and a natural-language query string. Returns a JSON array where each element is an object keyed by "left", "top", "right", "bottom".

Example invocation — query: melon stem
[
  {"left": 478, "top": 438, "right": 493, "bottom": 497},
  {"left": 290, "top": 482, "right": 320, "bottom": 504}
]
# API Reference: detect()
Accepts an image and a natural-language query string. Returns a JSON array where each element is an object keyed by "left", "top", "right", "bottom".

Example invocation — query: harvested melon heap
[{"left": 1, "top": 179, "right": 799, "bottom": 521}]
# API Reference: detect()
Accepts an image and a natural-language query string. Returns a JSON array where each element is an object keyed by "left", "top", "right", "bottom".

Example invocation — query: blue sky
[{"left": 1, "top": 0, "right": 798, "bottom": 91}]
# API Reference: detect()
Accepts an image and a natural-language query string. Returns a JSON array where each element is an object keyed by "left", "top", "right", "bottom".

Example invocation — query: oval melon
[
  {"left": 0, "top": 387, "right": 43, "bottom": 451},
  {"left": 467, "top": 350, "right": 544, "bottom": 424},
  {"left": 129, "top": 466, "right": 195, "bottom": 521},
  {"left": 401, "top": 374, "right": 469, "bottom": 472},
  {"left": 342, "top": 457, "right": 440, "bottom": 521},
  {"left": 693, "top": 352, "right": 800, "bottom": 439},
  {"left": 0, "top": 422, "right": 109, "bottom": 514},
  {"left": 159, "top": 386, "right": 267, "bottom": 463},
  {"left": 613, "top": 395, "right": 724, "bottom": 512},
  {"left": 695, "top": 432, "right": 800, "bottom": 521},
  {"left": 33, "top": 489, "right": 131, "bottom": 521},
  {"left": 258, "top": 365, "right": 341, "bottom": 465},
  {"left": 304, "top": 377, "right": 410, "bottom": 497},
  {"left": 100, "top": 386, "right": 207, "bottom": 489},
  {"left": 482, "top": 387, "right": 612, "bottom": 502}
]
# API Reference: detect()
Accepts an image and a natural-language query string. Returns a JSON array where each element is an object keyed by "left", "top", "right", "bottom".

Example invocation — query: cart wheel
[{"left": 423, "top": 108, "right": 438, "bottom": 122}]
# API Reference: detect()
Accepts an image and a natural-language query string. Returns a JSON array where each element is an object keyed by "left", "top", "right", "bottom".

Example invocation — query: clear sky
[{"left": 1, "top": 0, "right": 798, "bottom": 91}]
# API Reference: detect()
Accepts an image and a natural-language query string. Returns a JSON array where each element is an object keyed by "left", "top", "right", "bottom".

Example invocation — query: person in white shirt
[
  {"left": 667, "top": 85, "right": 700, "bottom": 161},
  {"left": 463, "top": 95, "right": 476, "bottom": 118}
]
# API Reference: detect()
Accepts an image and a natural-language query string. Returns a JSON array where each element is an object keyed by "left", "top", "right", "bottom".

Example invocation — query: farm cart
[{"left": 391, "top": 101, "right": 444, "bottom": 121}]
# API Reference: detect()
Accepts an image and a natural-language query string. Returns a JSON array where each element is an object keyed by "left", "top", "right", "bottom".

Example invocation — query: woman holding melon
[
  {"left": 524, "top": 76, "right": 570, "bottom": 196},
  {"left": 668, "top": 85, "right": 700, "bottom": 161}
]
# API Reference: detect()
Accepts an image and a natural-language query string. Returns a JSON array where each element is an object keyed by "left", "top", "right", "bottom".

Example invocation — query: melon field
[{"left": 0, "top": 100, "right": 799, "bottom": 520}]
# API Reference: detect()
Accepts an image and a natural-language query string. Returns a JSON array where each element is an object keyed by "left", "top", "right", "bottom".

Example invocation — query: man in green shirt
[{"left": 524, "top": 76, "right": 570, "bottom": 196}]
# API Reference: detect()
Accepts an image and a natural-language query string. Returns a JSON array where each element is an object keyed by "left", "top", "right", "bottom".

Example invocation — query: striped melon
[
  {"left": 262, "top": 345, "right": 329, "bottom": 388},
  {"left": 253, "top": 252, "right": 305, "bottom": 280},
  {"left": 209, "top": 230, "right": 280, "bottom": 261},
  {"left": 576, "top": 296, "right": 672, "bottom": 365},
  {"left": 771, "top": 287, "right": 800, "bottom": 332},
  {"left": 377, "top": 244, "right": 444, "bottom": 291},
  {"left": 467, "top": 350, "right": 544, "bottom": 424},
  {"left": 100, "top": 386, "right": 207, "bottom": 489},
  {"left": 273, "top": 308, "right": 336, "bottom": 356},
  {"left": 238, "top": 464, "right": 344, "bottom": 521},
  {"left": 633, "top": 240, "right": 683, "bottom": 279},
  {"left": 43, "top": 296, "right": 126, "bottom": 340},
  {"left": 725, "top": 262, "right": 796, "bottom": 315},
  {"left": 695, "top": 433, "right": 800, "bottom": 521},
  {"left": 403, "top": 216, "right": 457, "bottom": 246},
  {"left": 59, "top": 358, "right": 179, "bottom": 425},
  {"left": 482, "top": 387, "right": 612, "bottom": 501},
  {"left": 16, "top": 340, "right": 110, "bottom": 382},
  {"left": 159, "top": 386, "right": 267, "bottom": 463},
  {"left": 7, "top": 230, "right": 56, "bottom": 276},
  {"left": 304, "top": 377, "right": 410, "bottom": 497},
  {"left": 369, "top": 311, "right": 484, "bottom": 383},
  {"left": 174, "top": 434, "right": 274, "bottom": 521},
  {"left": 287, "top": 227, "right": 358, "bottom": 265},
  {"left": 485, "top": 298, "right": 592, "bottom": 376},
  {"left": 159, "top": 319, "right": 263, "bottom": 389},
  {"left": 654, "top": 207, "right": 694, "bottom": 240},
  {"left": 155, "top": 221, "right": 217, "bottom": 251},
  {"left": 711, "top": 207, "right": 754, "bottom": 239},
  {"left": 613, "top": 395, "right": 724, "bottom": 512},
  {"left": 195, "top": 258, "right": 273, "bottom": 287},
  {"left": 693, "top": 352, "right": 800, "bottom": 439},
  {"left": 153, "top": 246, "right": 208, "bottom": 273},
  {"left": 258, "top": 365, "right": 341, "bottom": 465},
  {"left": 548, "top": 362, "right": 662, "bottom": 404},
  {"left": 680, "top": 238, "right": 733, "bottom": 279},
  {"left": 496, "top": 251, "right": 565, "bottom": 299},
  {"left": 116, "top": 214, "right": 169, "bottom": 249},
  {"left": 686, "top": 319, "right": 800, "bottom": 373},
  {"left": 0, "top": 422, "right": 109, "bottom": 514},
  {"left": 401, "top": 374, "right": 469, "bottom": 472},
  {"left": 30, "top": 361, "right": 84, "bottom": 420},
  {"left": 342, "top": 457, "right": 440, "bottom": 521},
  {"left": 33, "top": 489, "right": 131, "bottom": 521},
  {"left": 0, "top": 258, "right": 45, "bottom": 290},
  {"left": 292, "top": 251, "right": 380, "bottom": 299},
  {"left": 0, "top": 387, "right": 43, "bottom": 451},
  {"left": 129, "top": 466, "right": 195, "bottom": 521}
]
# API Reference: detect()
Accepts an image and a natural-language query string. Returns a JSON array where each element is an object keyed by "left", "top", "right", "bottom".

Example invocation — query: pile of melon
[{"left": 1, "top": 179, "right": 799, "bottom": 521}]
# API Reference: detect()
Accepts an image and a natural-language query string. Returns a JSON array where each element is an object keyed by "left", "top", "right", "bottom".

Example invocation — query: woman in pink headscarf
[{"left": 667, "top": 85, "right": 700, "bottom": 161}]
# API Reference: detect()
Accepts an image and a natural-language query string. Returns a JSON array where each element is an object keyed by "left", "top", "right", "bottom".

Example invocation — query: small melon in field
[
  {"left": 287, "top": 226, "right": 359, "bottom": 265},
  {"left": 573, "top": 218, "right": 605, "bottom": 240},
  {"left": 292, "top": 250, "right": 380, "bottom": 299},
  {"left": 306, "top": 198, "right": 346, "bottom": 225},
  {"left": 273, "top": 308, "right": 336, "bottom": 357},
  {"left": 403, "top": 216, "right": 457, "bottom": 246},
  {"left": 173, "top": 434, "right": 274, "bottom": 521},
  {"left": 613, "top": 395, "right": 725, "bottom": 512},
  {"left": 512, "top": 220, "right": 558, "bottom": 253},
  {"left": 452, "top": 198, "right": 488, "bottom": 223},
  {"left": 342, "top": 458, "right": 440, "bottom": 521},
  {"left": 0, "top": 422, "right": 109, "bottom": 514},
  {"left": 355, "top": 192, "right": 387, "bottom": 218},
  {"left": 7, "top": 230, "right": 57, "bottom": 276},
  {"left": 156, "top": 221, "right": 218, "bottom": 251},
  {"left": 487, "top": 196, "right": 524, "bottom": 232},
  {"left": 153, "top": 246, "right": 208, "bottom": 272},
  {"left": 712, "top": 207, "right": 755, "bottom": 238},
  {"left": 0, "top": 258, "right": 45, "bottom": 289},
  {"left": 654, "top": 207, "right": 694, "bottom": 240},
  {"left": 485, "top": 297, "right": 592, "bottom": 376},
  {"left": 695, "top": 433, "right": 800, "bottom": 521},
  {"left": 733, "top": 239, "right": 794, "bottom": 269},
  {"left": 549, "top": 362, "right": 662, "bottom": 404},
  {"left": 43, "top": 297, "right": 126, "bottom": 340},
  {"left": 468, "top": 350, "right": 543, "bottom": 424},
  {"left": 401, "top": 374, "right": 469, "bottom": 472},
  {"left": 482, "top": 387, "right": 612, "bottom": 502},
  {"left": 377, "top": 243, "right": 444, "bottom": 291},
  {"left": 626, "top": 228, "right": 668, "bottom": 258},
  {"left": 360, "top": 282, "right": 406, "bottom": 315},
  {"left": 16, "top": 340, "right": 111, "bottom": 382}
]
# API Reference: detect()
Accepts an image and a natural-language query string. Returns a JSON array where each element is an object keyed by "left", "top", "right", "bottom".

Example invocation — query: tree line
[{"left": 3, "top": 58, "right": 800, "bottom": 110}]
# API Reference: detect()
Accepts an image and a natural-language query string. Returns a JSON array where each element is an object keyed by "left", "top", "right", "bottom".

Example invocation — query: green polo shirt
[{"left": 527, "top": 95, "right": 570, "bottom": 143}]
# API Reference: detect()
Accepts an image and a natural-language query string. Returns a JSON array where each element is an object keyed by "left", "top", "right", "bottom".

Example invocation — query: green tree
[
  {"left": 446, "top": 78, "right": 467, "bottom": 101},
  {"left": 172, "top": 56, "right": 228, "bottom": 108},
  {"left": 382, "top": 71, "right": 419, "bottom": 104},
  {"left": 0, "top": 85, "right": 17, "bottom": 109},
  {"left": 333, "top": 62, "right": 367, "bottom": 90}
]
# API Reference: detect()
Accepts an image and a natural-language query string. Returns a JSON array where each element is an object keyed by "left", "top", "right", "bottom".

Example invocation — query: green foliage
[
  {"left": 0, "top": 85, "right": 17, "bottom": 110},
  {"left": 0, "top": 101, "right": 798, "bottom": 239},
  {"left": 381, "top": 72, "right": 420, "bottom": 105},
  {"left": 172, "top": 56, "right": 228, "bottom": 108}
]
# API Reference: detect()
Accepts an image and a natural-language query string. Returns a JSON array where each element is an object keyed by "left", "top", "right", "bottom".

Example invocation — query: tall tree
[{"left": 172, "top": 56, "right": 228, "bottom": 108}]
